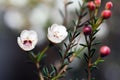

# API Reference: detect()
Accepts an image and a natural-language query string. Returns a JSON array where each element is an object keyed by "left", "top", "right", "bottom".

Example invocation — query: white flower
[
  {"left": 17, "top": 30, "right": 38, "bottom": 51},
  {"left": 47, "top": 24, "right": 68, "bottom": 43}
]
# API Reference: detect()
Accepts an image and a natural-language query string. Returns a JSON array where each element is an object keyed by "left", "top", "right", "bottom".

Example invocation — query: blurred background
[{"left": 0, "top": 0, "right": 119, "bottom": 80}]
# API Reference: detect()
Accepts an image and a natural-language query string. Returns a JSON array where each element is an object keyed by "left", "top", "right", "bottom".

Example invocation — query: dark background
[{"left": 0, "top": 0, "right": 120, "bottom": 80}]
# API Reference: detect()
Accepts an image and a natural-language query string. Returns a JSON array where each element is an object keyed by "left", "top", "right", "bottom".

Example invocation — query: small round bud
[
  {"left": 105, "top": 1, "right": 113, "bottom": 10},
  {"left": 87, "top": 1, "right": 96, "bottom": 11},
  {"left": 101, "top": 10, "right": 112, "bottom": 19},
  {"left": 83, "top": 26, "right": 92, "bottom": 35},
  {"left": 94, "top": 0, "right": 101, "bottom": 7},
  {"left": 100, "top": 46, "right": 111, "bottom": 57}
]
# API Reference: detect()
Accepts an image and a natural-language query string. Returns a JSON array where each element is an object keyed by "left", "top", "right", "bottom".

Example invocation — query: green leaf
[
  {"left": 28, "top": 51, "right": 36, "bottom": 62},
  {"left": 78, "top": 1, "right": 82, "bottom": 8},
  {"left": 90, "top": 48, "right": 96, "bottom": 57},
  {"left": 84, "top": 53, "right": 88, "bottom": 62},
  {"left": 36, "top": 46, "right": 49, "bottom": 62},
  {"left": 68, "top": 31, "right": 72, "bottom": 41},
  {"left": 66, "top": 1, "right": 73, "bottom": 6},
  {"left": 72, "top": 20, "right": 77, "bottom": 26},
  {"left": 94, "top": 59, "right": 104, "bottom": 65},
  {"left": 59, "top": 9, "right": 64, "bottom": 18},
  {"left": 80, "top": 43, "right": 87, "bottom": 47},
  {"left": 75, "top": 8, "right": 80, "bottom": 16},
  {"left": 92, "top": 42, "right": 101, "bottom": 46},
  {"left": 63, "top": 43, "right": 67, "bottom": 48},
  {"left": 92, "top": 29, "right": 100, "bottom": 36},
  {"left": 74, "top": 31, "right": 80, "bottom": 38},
  {"left": 66, "top": 67, "right": 73, "bottom": 71},
  {"left": 91, "top": 37, "right": 96, "bottom": 42},
  {"left": 65, "top": 51, "right": 74, "bottom": 59},
  {"left": 42, "top": 67, "right": 49, "bottom": 77},
  {"left": 58, "top": 49, "right": 64, "bottom": 58},
  {"left": 81, "top": 11, "right": 88, "bottom": 18},
  {"left": 51, "top": 65, "right": 57, "bottom": 74},
  {"left": 98, "top": 59, "right": 104, "bottom": 63}
]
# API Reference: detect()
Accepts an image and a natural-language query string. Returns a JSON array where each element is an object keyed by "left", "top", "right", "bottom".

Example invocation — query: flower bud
[
  {"left": 83, "top": 25, "right": 92, "bottom": 35},
  {"left": 101, "top": 10, "right": 112, "bottom": 19},
  {"left": 100, "top": 46, "right": 111, "bottom": 57},
  {"left": 87, "top": 1, "right": 96, "bottom": 11},
  {"left": 94, "top": 0, "right": 101, "bottom": 7},
  {"left": 105, "top": 1, "right": 113, "bottom": 10}
]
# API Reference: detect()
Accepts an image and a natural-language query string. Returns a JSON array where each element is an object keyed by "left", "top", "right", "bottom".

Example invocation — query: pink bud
[
  {"left": 101, "top": 10, "right": 112, "bottom": 19},
  {"left": 94, "top": 0, "right": 101, "bottom": 7},
  {"left": 83, "top": 25, "right": 92, "bottom": 35},
  {"left": 105, "top": 1, "right": 113, "bottom": 10},
  {"left": 100, "top": 46, "right": 111, "bottom": 57},
  {"left": 87, "top": 1, "right": 96, "bottom": 11}
]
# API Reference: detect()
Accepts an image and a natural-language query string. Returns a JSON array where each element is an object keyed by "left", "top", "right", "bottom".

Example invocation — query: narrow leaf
[
  {"left": 66, "top": 1, "right": 73, "bottom": 6},
  {"left": 59, "top": 9, "right": 64, "bottom": 18},
  {"left": 80, "top": 43, "right": 87, "bottom": 47},
  {"left": 90, "top": 49, "right": 96, "bottom": 57}
]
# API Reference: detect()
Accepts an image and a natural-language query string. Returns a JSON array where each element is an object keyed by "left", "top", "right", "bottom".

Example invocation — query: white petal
[
  {"left": 17, "top": 37, "right": 24, "bottom": 49},
  {"left": 51, "top": 24, "right": 59, "bottom": 30},
  {"left": 20, "top": 30, "right": 30, "bottom": 41},
  {"left": 17, "top": 37, "right": 35, "bottom": 51},
  {"left": 28, "top": 30, "right": 38, "bottom": 46},
  {"left": 20, "top": 30, "right": 38, "bottom": 41}
]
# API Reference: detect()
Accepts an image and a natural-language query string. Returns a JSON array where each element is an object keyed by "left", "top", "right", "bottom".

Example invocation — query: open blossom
[
  {"left": 17, "top": 30, "right": 38, "bottom": 51},
  {"left": 47, "top": 24, "right": 68, "bottom": 43}
]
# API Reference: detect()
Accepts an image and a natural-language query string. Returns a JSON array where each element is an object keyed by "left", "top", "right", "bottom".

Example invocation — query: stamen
[{"left": 23, "top": 40, "right": 32, "bottom": 46}]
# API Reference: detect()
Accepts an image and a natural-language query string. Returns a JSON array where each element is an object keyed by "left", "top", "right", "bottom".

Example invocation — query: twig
[{"left": 36, "top": 62, "right": 44, "bottom": 80}]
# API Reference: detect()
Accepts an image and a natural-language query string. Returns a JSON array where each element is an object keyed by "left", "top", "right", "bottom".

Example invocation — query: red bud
[
  {"left": 100, "top": 46, "right": 111, "bottom": 57},
  {"left": 83, "top": 25, "right": 92, "bottom": 35},
  {"left": 87, "top": 1, "right": 96, "bottom": 11},
  {"left": 105, "top": 1, "right": 113, "bottom": 10},
  {"left": 94, "top": 0, "right": 101, "bottom": 7},
  {"left": 101, "top": 10, "right": 112, "bottom": 19}
]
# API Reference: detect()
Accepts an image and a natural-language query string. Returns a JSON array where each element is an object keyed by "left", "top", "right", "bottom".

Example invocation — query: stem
[
  {"left": 95, "top": 8, "right": 98, "bottom": 17},
  {"left": 85, "top": 34, "right": 93, "bottom": 80},
  {"left": 36, "top": 62, "right": 44, "bottom": 80},
  {"left": 52, "top": 1, "right": 87, "bottom": 80},
  {"left": 37, "top": 45, "right": 49, "bottom": 62},
  {"left": 51, "top": 54, "right": 76, "bottom": 80},
  {"left": 63, "top": 0, "right": 68, "bottom": 26}
]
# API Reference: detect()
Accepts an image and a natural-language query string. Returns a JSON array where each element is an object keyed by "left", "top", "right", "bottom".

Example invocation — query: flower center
[
  {"left": 53, "top": 31, "right": 63, "bottom": 38},
  {"left": 23, "top": 40, "right": 32, "bottom": 46}
]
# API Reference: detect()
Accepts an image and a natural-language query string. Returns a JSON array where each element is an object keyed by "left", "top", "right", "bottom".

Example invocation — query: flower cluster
[
  {"left": 101, "top": 1, "right": 113, "bottom": 19},
  {"left": 87, "top": 0, "right": 113, "bottom": 19},
  {"left": 17, "top": 0, "right": 113, "bottom": 80}
]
